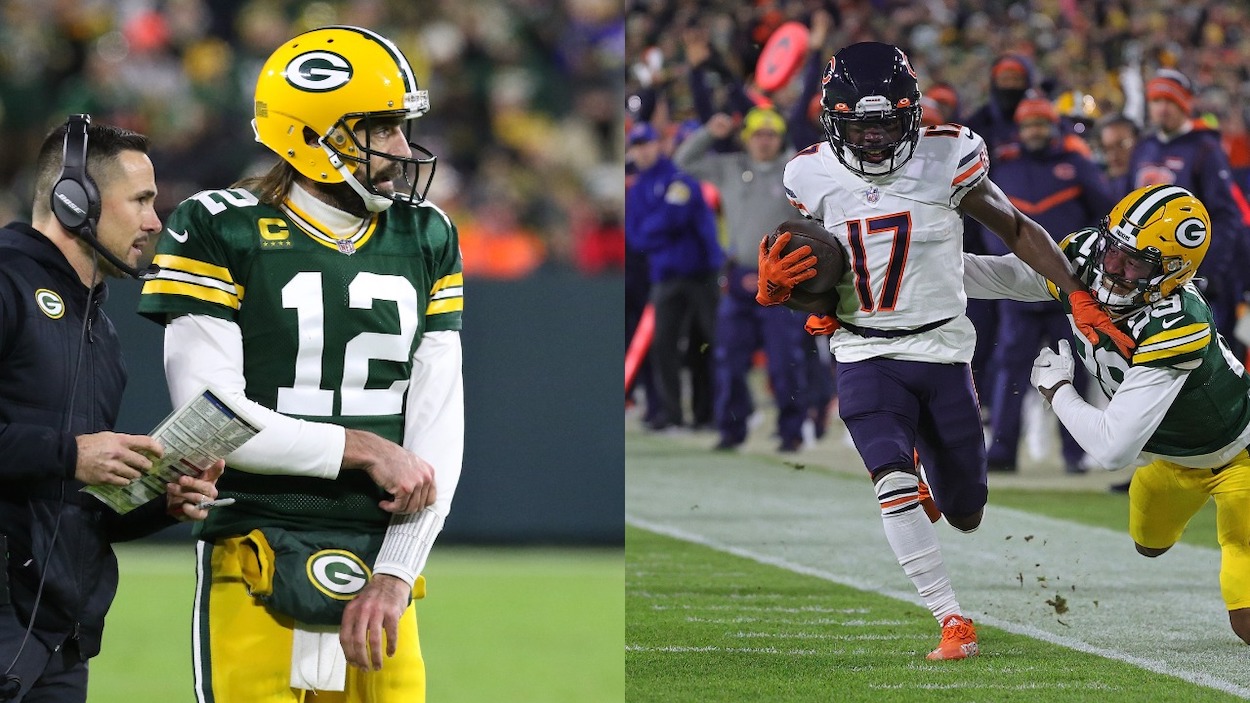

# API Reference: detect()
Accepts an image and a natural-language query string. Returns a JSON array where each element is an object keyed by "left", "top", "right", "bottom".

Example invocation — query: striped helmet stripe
[
  {"left": 1121, "top": 185, "right": 1189, "bottom": 229},
  {"left": 331, "top": 25, "right": 417, "bottom": 92}
]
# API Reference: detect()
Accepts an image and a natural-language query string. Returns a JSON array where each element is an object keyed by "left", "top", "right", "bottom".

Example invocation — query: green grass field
[
  {"left": 627, "top": 430, "right": 1247, "bottom": 702},
  {"left": 626, "top": 527, "right": 1242, "bottom": 703},
  {"left": 91, "top": 545, "right": 623, "bottom": 703}
]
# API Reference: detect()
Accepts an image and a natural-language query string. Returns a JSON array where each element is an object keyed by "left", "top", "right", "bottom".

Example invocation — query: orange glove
[
  {"left": 804, "top": 314, "right": 840, "bottom": 336},
  {"left": 1068, "top": 290, "right": 1135, "bottom": 357},
  {"left": 756, "top": 231, "right": 818, "bottom": 306}
]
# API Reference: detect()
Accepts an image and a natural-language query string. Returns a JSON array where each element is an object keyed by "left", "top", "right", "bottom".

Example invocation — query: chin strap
[{"left": 319, "top": 141, "right": 394, "bottom": 213}]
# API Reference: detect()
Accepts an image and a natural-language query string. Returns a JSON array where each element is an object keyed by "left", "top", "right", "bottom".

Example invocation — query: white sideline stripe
[
  {"left": 734, "top": 632, "right": 914, "bottom": 641},
  {"left": 683, "top": 615, "right": 910, "bottom": 626},
  {"left": 626, "top": 644, "right": 824, "bottom": 656},
  {"left": 629, "top": 515, "right": 1250, "bottom": 699},
  {"left": 626, "top": 437, "right": 1250, "bottom": 702},
  {"left": 871, "top": 682, "right": 1116, "bottom": 691},
  {"left": 650, "top": 603, "right": 885, "bottom": 613}
]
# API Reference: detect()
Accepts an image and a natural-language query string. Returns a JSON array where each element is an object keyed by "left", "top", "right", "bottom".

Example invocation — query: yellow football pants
[
  {"left": 1129, "top": 449, "right": 1250, "bottom": 611},
  {"left": 193, "top": 539, "right": 426, "bottom": 703}
]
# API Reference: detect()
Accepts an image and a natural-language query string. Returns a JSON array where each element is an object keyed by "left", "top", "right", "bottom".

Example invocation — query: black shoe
[
  {"left": 713, "top": 437, "right": 743, "bottom": 451},
  {"left": 778, "top": 438, "right": 802, "bottom": 453},
  {"left": 986, "top": 462, "right": 1017, "bottom": 473},
  {"left": 1108, "top": 479, "right": 1131, "bottom": 493}
]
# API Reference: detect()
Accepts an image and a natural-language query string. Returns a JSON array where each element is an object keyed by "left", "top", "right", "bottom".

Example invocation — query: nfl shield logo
[
  {"left": 336, "top": 239, "right": 356, "bottom": 255},
  {"left": 866, "top": 186, "right": 880, "bottom": 204}
]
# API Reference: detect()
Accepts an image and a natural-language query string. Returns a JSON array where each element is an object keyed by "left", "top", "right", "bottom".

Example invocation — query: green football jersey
[
  {"left": 1052, "top": 228, "right": 1250, "bottom": 458},
  {"left": 138, "top": 187, "right": 463, "bottom": 537}
]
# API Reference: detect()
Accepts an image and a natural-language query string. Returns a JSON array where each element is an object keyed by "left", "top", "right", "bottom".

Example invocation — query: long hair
[{"left": 232, "top": 160, "right": 298, "bottom": 207}]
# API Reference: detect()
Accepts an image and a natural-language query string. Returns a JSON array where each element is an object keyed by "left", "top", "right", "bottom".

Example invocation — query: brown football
[{"left": 764, "top": 218, "right": 848, "bottom": 294}]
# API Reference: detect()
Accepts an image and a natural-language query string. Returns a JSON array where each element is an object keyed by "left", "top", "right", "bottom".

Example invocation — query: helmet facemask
[
  {"left": 820, "top": 95, "right": 920, "bottom": 178},
  {"left": 1091, "top": 216, "right": 1179, "bottom": 316},
  {"left": 320, "top": 107, "right": 437, "bottom": 213}
]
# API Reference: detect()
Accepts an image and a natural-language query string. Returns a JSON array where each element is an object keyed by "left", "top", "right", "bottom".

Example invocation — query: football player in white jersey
[{"left": 755, "top": 41, "right": 1134, "bottom": 660}]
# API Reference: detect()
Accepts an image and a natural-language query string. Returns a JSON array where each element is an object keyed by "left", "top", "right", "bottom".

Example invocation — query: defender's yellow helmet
[
  {"left": 253, "top": 25, "right": 436, "bottom": 211},
  {"left": 1093, "top": 184, "right": 1210, "bottom": 312}
]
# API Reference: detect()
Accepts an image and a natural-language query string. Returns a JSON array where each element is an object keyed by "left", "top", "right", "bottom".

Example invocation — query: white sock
[{"left": 874, "top": 471, "right": 962, "bottom": 624}]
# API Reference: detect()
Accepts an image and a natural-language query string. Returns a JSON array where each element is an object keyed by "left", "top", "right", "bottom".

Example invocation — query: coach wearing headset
[{"left": 0, "top": 116, "right": 223, "bottom": 702}]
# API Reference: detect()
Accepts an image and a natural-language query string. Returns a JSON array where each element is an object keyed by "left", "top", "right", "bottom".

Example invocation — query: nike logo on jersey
[
  {"left": 167, "top": 228, "right": 189, "bottom": 243},
  {"left": 1161, "top": 315, "right": 1184, "bottom": 329}
]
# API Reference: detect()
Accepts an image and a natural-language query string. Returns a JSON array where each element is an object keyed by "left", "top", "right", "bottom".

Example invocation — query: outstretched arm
[
  {"left": 960, "top": 178, "right": 1084, "bottom": 296},
  {"left": 1042, "top": 363, "right": 1188, "bottom": 469},
  {"left": 961, "top": 252, "right": 1052, "bottom": 302},
  {"left": 962, "top": 178, "right": 1135, "bottom": 356}
]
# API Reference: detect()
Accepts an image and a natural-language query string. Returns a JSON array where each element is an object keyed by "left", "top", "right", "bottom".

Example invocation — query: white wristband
[{"left": 374, "top": 509, "right": 445, "bottom": 586}]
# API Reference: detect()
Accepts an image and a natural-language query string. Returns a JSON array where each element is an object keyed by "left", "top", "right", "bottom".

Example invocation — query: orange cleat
[
  {"left": 917, "top": 479, "right": 942, "bottom": 524},
  {"left": 926, "top": 614, "right": 979, "bottom": 661}
]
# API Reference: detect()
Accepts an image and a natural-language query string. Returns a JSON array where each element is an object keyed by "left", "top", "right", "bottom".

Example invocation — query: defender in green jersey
[
  {"left": 964, "top": 184, "right": 1250, "bottom": 645},
  {"left": 137, "top": 26, "right": 465, "bottom": 700}
]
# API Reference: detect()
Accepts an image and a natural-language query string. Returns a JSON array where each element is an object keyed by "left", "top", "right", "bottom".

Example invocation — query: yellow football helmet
[
  {"left": 1092, "top": 184, "right": 1210, "bottom": 312},
  {"left": 253, "top": 25, "right": 436, "bottom": 211}
]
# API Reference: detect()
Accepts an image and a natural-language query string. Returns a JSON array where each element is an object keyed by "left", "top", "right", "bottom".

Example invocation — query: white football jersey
[{"left": 784, "top": 124, "right": 991, "bottom": 363}]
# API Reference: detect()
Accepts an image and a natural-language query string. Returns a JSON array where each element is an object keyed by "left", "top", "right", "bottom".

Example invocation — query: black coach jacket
[{"left": 0, "top": 222, "right": 174, "bottom": 660}]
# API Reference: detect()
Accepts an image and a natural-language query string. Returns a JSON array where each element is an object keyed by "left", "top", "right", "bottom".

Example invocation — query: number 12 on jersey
[
  {"left": 845, "top": 212, "right": 912, "bottom": 312},
  {"left": 278, "top": 271, "right": 420, "bottom": 417}
]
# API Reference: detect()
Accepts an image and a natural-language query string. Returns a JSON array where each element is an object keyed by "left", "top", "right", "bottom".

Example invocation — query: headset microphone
[
  {"left": 49, "top": 114, "right": 161, "bottom": 281},
  {"left": 78, "top": 221, "right": 161, "bottom": 280}
]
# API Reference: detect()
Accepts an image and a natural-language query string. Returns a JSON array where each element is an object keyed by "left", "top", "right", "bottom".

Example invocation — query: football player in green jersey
[
  {"left": 964, "top": 184, "right": 1250, "bottom": 645},
  {"left": 137, "top": 26, "right": 465, "bottom": 701}
]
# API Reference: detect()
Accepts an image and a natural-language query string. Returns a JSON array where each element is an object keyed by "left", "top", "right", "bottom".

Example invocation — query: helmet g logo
[
  {"left": 1175, "top": 217, "right": 1207, "bottom": 248},
  {"left": 285, "top": 51, "right": 353, "bottom": 92},
  {"left": 306, "top": 549, "right": 371, "bottom": 600}
]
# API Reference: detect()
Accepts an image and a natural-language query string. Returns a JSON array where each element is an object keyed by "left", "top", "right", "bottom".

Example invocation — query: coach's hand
[
  {"left": 75, "top": 432, "right": 163, "bottom": 486},
  {"left": 343, "top": 430, "right": 437, "bottom": 514},
  {"left": 756, "top": 231, "right": 817, "bottom": 306},
  {"left": 341, "top": 574, "right": 410, "bottom": 671}
]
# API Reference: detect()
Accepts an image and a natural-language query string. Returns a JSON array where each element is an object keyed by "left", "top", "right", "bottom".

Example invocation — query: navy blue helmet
[{"left": 820, "top": 42, "right": 923, "bottom": 177}]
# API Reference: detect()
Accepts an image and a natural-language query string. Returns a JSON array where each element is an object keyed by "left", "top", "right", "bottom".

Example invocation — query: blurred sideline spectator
[
  {"left": 1096, "top": 113, "right": 1141, "bottom": 199},
  {"left": 626, "top": 122, "right": 722, "bottom": 432},
  {"left": 982, "top": 95, "right": 1116, "bottom": 474},
  {"left": 960, "top": 55, "right": 1039, "bottom": 414},
  {"left": 1128, "top": 68, "right": 1250, "bottom": 355},
  {"left": 0, "top": 0, "right": 624, "bottom": 278},
  {"left": 920, "top": 82, "right": 961, "bottom": 127},
  {"left": 671, "top": 10, "right": 839, "bottom": 451},
  {"left": 674, "top": 107, "right": 813, "bottom": 453}
]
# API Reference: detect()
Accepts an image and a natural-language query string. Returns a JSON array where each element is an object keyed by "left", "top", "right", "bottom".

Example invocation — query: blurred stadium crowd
[
  {"left": 0, "top": 0, "right": 626, "bottom": 277},
  {"left": 625, "top": 0, "right": 1250, "bottom": 472},
  {"left": 627, "top": 0, "right": 1250, "bottom": 167}
]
